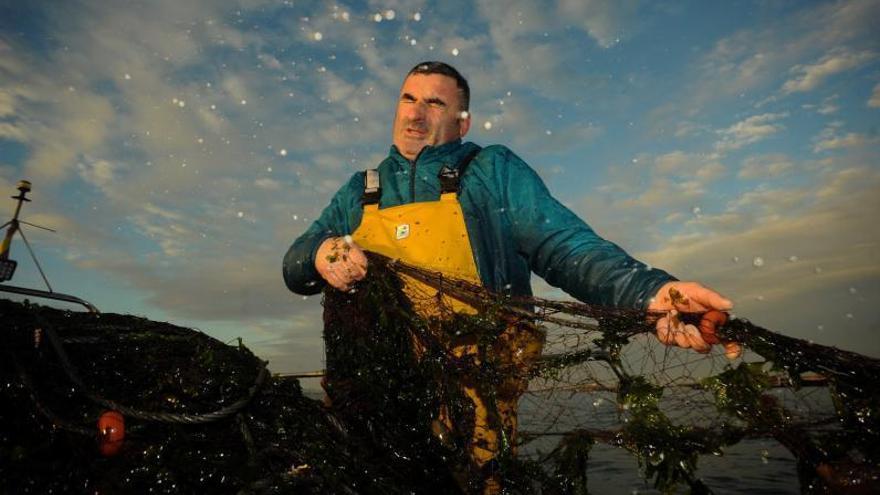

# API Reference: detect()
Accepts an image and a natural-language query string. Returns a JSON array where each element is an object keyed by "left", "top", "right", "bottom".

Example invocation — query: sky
[{"left": 1, "top": 0, "right": 878, "bottom": 385}]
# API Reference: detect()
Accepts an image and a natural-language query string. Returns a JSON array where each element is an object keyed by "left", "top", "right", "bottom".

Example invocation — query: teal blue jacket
[{"left": 282, "top": 140, "right": 675, "bottom": 309}]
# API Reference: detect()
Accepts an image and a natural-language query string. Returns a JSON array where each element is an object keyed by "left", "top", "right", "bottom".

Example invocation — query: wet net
[
  {"left": 323, "top": 253, "right": 880, "bottom": 494},
  {"left": 2, "top": 252, "right": 878, "bottom": 494}
]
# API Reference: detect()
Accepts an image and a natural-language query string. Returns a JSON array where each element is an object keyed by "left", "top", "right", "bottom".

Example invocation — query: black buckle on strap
[{"left": 438, "top": 166, "right": 459, "bottom": 194}]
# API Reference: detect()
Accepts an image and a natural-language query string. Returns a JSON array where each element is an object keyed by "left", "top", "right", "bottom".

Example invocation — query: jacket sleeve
[
  {"left": 282, "top": 172, "right": 363, "bottom": 295},
  {"left": 495, "top": 147, "right": 676, "bottom": 309}
]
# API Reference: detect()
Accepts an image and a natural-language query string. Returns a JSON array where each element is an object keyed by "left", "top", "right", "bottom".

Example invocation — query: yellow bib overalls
[{"left": 349, "top": 157, "right": 544, "bottom": 491}]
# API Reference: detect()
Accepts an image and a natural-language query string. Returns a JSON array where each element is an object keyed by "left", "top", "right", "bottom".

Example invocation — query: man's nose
[{"left": 403, "top": 101, "right": 427, "bottom": 121}]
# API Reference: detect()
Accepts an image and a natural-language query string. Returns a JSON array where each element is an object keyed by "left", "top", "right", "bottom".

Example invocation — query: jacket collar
[{"left": 388, "top": 139, "right": 478, "bottom": 170}]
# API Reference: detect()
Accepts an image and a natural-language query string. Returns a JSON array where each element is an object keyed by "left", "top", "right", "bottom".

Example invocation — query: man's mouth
[{"left": 405, "top": 127, "right": 427, "bottom": 138}]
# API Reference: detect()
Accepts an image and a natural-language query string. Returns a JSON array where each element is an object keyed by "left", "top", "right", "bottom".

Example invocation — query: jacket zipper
[{"left": 409, "top": 161, "right": 416, "bottom": 202}]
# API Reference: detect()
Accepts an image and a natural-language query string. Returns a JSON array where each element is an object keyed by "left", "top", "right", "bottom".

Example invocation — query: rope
[{"left": 24, "top": 308, "right": 269, "bottom": 429}]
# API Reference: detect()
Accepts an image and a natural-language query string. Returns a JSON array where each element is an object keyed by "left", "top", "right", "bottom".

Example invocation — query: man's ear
[{"left": 459, "top": 111, "right": 471, "bottom": 138}]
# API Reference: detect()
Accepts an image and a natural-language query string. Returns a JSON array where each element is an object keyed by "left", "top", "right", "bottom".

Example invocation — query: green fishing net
[{"left": 2, "top": 253, "right": 879, "bottom": 494}]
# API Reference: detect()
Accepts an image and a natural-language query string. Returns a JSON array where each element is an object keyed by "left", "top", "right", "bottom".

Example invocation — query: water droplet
[
  {"left": 178, "top": 100, "right": 186, "bottom": 107},
  {"left": 237, "top": 211, "right": 244, "bottom": 218},
  {"left": 124, "top": 73, "right": 131, "bottom": 80},
  {"left": 483, "top": 121, "right": 492, "bottom": 130},
  {"left": 410, "top": 38, "right": 417, "bottom": 46},
  {"left": 240, "top": 99, "right": 247, "bottom": 105},
  {"left": 451, "top": 47, "right": 460, "bottom": 56},
  {"left": 459, "top": 110, "right": 469, "bottom": 119},
  {"left": 279, "top": 149, "right": 287, "bottom": 156},
  {"left": 384, "top": 9, "right": 396, "bottom": 20},
  {"left": 814, "top": 266, "right": 823, "bottom": 274},
  {"left": 788, "top": 255, "right": 799, "bottom": 262},
  {"left": 545, "top": 129, "right": 552, "bottom": 135},
  {"left": 413, "top": 12, "right": 421, "bottom": 21},
  {"left": 752, "top": 256, "right": 764, "bottom": 268},
  {"left": 732, "top": 256, "right": 740, "bottom": 263},
  {"left": 845, "top": 313, "right": 854, "bottom": 319},
  {"left": 313, "top": 32, "right": 323, "bottom": 41},
  {"left": 373, "top": 13, "right": 382, "bottom": 22},
  {"left": 848, "top": 287, "right": 857, "bottom": 294}
]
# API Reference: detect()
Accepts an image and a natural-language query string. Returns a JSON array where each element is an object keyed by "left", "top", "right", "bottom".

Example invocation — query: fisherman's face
[{"left": 392, "top": 73, "right": 471, "bottom": 161}]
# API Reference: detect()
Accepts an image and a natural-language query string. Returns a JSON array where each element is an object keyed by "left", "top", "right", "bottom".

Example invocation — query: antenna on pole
[
  {"left": 0, "top": 180, "right": 97, "bottom": 312},
  {"left": 0, "top": 180, "right": 56, "bottom": 289}
]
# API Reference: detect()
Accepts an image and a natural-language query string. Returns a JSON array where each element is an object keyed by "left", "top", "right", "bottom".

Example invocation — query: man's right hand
[{"left": 315, "top": 236, "right": 368, "bottom": 291}]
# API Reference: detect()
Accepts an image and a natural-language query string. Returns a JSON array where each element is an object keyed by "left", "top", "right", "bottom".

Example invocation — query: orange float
[{"left": 97, "top": 410, "right": 125, "bottom": 456}]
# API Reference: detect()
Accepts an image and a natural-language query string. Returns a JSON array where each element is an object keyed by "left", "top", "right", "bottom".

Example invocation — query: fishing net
[
  {"left": 2, "top": 252, "right": 878, "bottom": 494},
  {"left": 322, "top": 253, "right": 880, "bottom": 494}
]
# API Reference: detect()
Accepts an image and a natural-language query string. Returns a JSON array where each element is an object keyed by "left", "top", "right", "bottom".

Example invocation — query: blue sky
[{"left": 1, "top": 0, "right": 878, "bottom": 382}]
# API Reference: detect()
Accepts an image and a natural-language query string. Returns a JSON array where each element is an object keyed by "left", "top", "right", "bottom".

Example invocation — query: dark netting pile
[
  {"left": 324, "top": 253, "right": 880, "bottom": 494},
  {"left": 2, "top": 252, "right": 879, "bottom": 494}
]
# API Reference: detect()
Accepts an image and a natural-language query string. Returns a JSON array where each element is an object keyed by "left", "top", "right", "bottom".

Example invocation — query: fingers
[
  {"left": 724, "top": 342, "right": 743, "bottom": 360},
  {"left": 315, "top": 236, "right": 370, "bottom": 291},
  {"left": 692, "top": 288, "right": 733, "bottom": 312},
  {"left": 655, "top": 311, "right": 710, "bottom": 352},
  {"left": 655, "top": 317, "right": 673, "bottom": 345},
  {"left": 684, "top": 324, "right": 711, "bottom": 353},
  {"left": 649, "top": 282, "right": 733, "bottom": 313},
  {"left": 698, "top": 311, "right": 727, "bottom": 345}
]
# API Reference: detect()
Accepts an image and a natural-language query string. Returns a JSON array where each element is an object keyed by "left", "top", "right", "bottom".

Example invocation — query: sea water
[{"left": 304, "top": 387, "right": 802, "bottom": 493}]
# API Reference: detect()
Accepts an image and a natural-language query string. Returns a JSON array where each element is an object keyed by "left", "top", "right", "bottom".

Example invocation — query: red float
[{"left": 97, "top": 410, "right": 125, "bottom": 456}]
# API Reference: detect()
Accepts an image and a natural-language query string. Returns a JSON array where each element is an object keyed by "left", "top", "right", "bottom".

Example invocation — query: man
[{"left": 283, "top": 61, "right": 739, "bottom": 485}]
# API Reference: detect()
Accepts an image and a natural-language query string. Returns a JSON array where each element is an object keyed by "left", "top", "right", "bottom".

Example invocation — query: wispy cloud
[
  {"left": 812, "top": 122, "right": 879, "bottom": 152},
  {"left": 737, "top": 153, "right": 794, "bottom": 180},
  {"left": 782, "top": 49, "right": 876, "bottom": 94},
  {"left": 869, "top": 83, "right": 880, "bottom": 108},
  {"left": 714, "top": 113, "right": 788, "bottom": 152}
]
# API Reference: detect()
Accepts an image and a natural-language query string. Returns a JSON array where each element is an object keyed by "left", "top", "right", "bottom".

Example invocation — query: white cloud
[
  {"left": 782, "top": 49, "right": 876, "bottom": 94},
  {"left": 803, "top": 94, "right": 840, "bottom": 115},
  {"left": 651, "top": 0, "right": 880, "bottom": 125},
  {"left": 558, "top": 0, "right": 638, "bottom": 48},
  {"left": 715, "top": 113, "right": 788, "bottom": 152},
  {"left": 869, "top": 83, "right": 880, "bottom": 108},
  {"left": 255, "top": 177, "right": 282, "bottom": 190},
  {"left": 738, "top": 153, "right": 794, "bottom": 179},
  {"left": 76, "top": 158, "right": 124, "bottom": 189},
  {"left": 812, "top": 123, "right": 879, "bottom": 153},
  {"left": 634, "top": 164, "right": 880, "bottom": 353},
  {"left": 0, "top": 122, "right": 26, "bottom": 141},
  {"left": 0, "top": 89, "right": 15, "bottom": 117},
  {"left": 654, "top": 151, "right": 726, "bottom": 180}
]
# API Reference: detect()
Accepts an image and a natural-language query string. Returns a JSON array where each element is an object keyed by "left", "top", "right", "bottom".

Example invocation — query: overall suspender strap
[
  {"left": 361, "top": 169, "right": 381, "bottom": 205},
  {"left": 439, "top": 148, "right": 481, "bottom": 195},
  {"left": 362, "top": 147, "right": 482, "bottom": 204}
]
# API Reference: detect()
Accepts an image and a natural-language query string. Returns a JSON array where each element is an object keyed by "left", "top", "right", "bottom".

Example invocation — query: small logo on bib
[{"left": 395, "top": 224, "right": 410, "bottom": 240}]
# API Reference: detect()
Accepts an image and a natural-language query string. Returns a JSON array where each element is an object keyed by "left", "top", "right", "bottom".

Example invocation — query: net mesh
[
  {"left": 325, "top": 253, "right": 880, "bottom": 493},
  {"left": 2, "top": 253, "right": 878, "bottom": 494}
]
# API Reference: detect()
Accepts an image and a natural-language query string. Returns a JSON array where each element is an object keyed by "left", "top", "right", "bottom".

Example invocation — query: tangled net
[
  {"left": 324, "top": 253, "right": 880, "bottom": 494},
  {"left": 2, "top": 253, "right": 878, "bottom": 494}
]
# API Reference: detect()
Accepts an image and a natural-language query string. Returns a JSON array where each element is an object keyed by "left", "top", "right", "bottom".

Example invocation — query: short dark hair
[{"left": 407, "top": 61, "right": 470, "bottom": 111}]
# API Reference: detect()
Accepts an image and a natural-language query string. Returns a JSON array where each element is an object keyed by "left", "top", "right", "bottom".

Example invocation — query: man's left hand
[{"left": 647, "top": 281, "right": 742, "bottom": 358}]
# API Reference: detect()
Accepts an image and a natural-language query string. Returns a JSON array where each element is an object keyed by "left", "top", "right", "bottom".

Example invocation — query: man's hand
[
  {"left": 648, "top": 281, "right": 742, "bottom": 359},
  {"left": 315, "top": 236, "right": 368, "bottom": 291}
]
